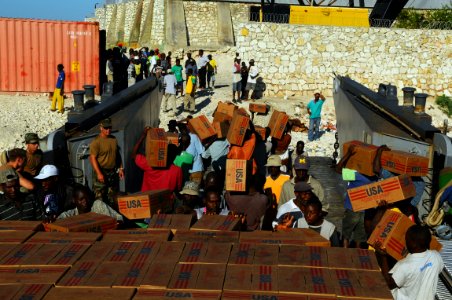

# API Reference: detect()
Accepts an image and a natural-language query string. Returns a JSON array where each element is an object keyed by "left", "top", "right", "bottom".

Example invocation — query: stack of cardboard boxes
[{"left": 0, "top": 217, "right": 396, "bottom": 299}]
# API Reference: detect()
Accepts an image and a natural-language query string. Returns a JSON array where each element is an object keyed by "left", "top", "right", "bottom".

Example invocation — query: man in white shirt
[
  {"left": 162, "top": 69, "right": 178, "bottom": 117},
  {"left": 272, "top": 181, "right": 314, "bottom": 229},
  {"left": 245, "top": 59, "right": 259, "bottom": 100},
  {"left": 197, "top": 49, "right": 209, "bottom": 90},
  {"left": 376, "top": 224, "right": 444, "bottom": 300}
]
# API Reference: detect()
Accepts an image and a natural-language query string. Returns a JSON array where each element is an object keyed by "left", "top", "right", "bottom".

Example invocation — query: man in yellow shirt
[
  {"left": 207, "top": 54, "right": 217, "bottom": 89},
  {"left": 184, "top": 68, "right": 197, "bottom": 113},
  {"left": 264, "top": 155, "right": 290, "bottom": 204}
]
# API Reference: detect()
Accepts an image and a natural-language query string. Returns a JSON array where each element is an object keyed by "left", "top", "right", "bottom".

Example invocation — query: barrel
[
  {"left": 72, "top": 90, "right": 85, "bottom": 112},
  {"left": 402, "top": 87, "right": 416, "bottom": 106},
  {"left": 414, "top": 93, "right": 428, "bottom": 114}
]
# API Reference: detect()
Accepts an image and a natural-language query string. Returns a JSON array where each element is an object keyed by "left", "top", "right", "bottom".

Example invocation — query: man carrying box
[{"left": 375, "top": 225, "right": 443, "bottom": 300}]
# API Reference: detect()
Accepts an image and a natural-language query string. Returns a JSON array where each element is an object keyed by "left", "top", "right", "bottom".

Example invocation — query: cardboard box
[
  {"left": 268, "top": 110, "right": 289, "bottom": 140},
  {"left": 347, "top": 174, "right": 416, "bottom": 212},
  {"left": 229, "top": 243, "right": 279, "bottom": 265},
  {"left": 44, "top": 212, "right": 117, "bottom": 233},
  {"left": 44, "top": 287, "right": 135, "bottom": 300},
  {"left": 179, "top": 242, "right": 231, "bottom": 264},
  {"left": 145, "top": 128, "right": 168, "bottom": 168},
  {"left": 117, "top": 189, "right": 173, "bottom": 220},
  {"left": 253, "top": 244, "right": 279, "bottom": 265},
  {"left": 188, "top": 115, "right": 217, "bottom": 142},
  {"left": 56, "top": 260, "right": 99, "bottom": 286},
  {"left": 249, "top": 103, "right": 268, "bottom": 114},
  {"left": 326, "top": 247, "right": 380, "bottom": 271},
  {"left": 229, "top": 243, "right": 254, "bottom": 265},
  {"left": 224, "top": 265, "right": 278, "bottom": 292},
  {"left": 0, "top": 243, "right": 42, "bottom": 266},
  {"left": 277, "top": 266, "right": 309, "bottom": 294},
  {"left": 88, "top": 261, "right": 126, "bottom": 287},
  {"left": 330, "top": 268, "right": 393, "bottom": 299},
  {"left": 227, "top": 113, "right": 250, "bottom": 146},
  {"left": 0, "top": 284, "right": 52, "bottom": 300},
  {"left": 278, "top": 245, "right": 328, "bottom": 268},
  {"left": 48, "top": 243, "right": 91, "bottom": 266},
  {"left": 342, "top": 140, "right": 379, "bottom": 176},
  {"left": 222, "top": 291, "right": 306, "bottom": 300},
  {"left": 381, "top": 150, "right": 429, "bottom": 176},
  {"left": 113, "top": 260, "right": 149, "bottom": 287},
  {"left": 225, "top": 159, "right": 249, "bottom": 192},
  {"left": 168, "top": 263, "right": 226, "bottom": 291},
  {"left": 212, "top": 121, "right": 230, "bottom": 139},
  {"left": 141, "top": 262, "right": 177, "bottom": 289},
  {"left": 368, "top": 210, "right": 442, "bottom": 260},
  {"left": 77, "top": 242, "right": 115, "bottom": 262},
  {"left": 26, "top": 232, "right": 101, "bottom": 244},
  {"left": 213, "top": 111, "right": 233, "bottom": 123},
  {"left": 154, "top": 241, "right": 185, "bottom": 263},
  {"left": 0, "top": 266, "right": 68, "bottom": 284},
  {"left": 254, "top": 126, "right": 266, "bottom": 141},
  {"left": 172, "top": 230, "right": 239, "bottom": 243},
  {"left": 19, "top": 243, "right": 65, "bottom": 266},
  {"left": 239, "top": 229, "right": 330, "bottom": 247},
  {"left": 101, "top": 229, "right": 171, "bottom": 243},
  {"left": 0, "top": 230, "right": 35, "bottom": 243},
  {"left": 0, "top": 244, "right": 19, "bottom": 261},
  {"left": 216, "top": 101, "right": 237, "bottom": 118},
  {"left": 104, "top": 242, "right": 140, "bottom": 262},
  {"left": 129, "top": 241, "right": 161, "bottom": 265},
  {"left": 191, "top": 215, "right": 241, "bottom": 231},
  {"left": 148, "top": 214, "right": 193, "bottom": 232},
  {"left": 0, "top": 221, "right": 43, "bottom": 231},
  {"left": 166, "top": 132, "right": 179, "bottom": 146},
  {"left": 135, "top": 289, "right": 221, "bottom": 300},
  {"left": 355, "top": 270, "right": 393, "bottom": 299},
  {"left": 302, "top": 267, "right": 336, "bottom": 296}
]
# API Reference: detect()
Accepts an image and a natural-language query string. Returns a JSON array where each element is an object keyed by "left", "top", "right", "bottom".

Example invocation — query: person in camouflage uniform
[{"left": 89, "top": 118, "right": 124, "bottom": 208}]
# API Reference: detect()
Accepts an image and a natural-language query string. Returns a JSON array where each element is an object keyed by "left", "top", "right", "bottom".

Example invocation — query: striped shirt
[{"left": 0, "top": 194, "right": 42, "bottom": 220}]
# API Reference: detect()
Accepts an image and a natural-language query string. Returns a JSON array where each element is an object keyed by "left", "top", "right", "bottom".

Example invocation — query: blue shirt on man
[
  {"left": 56, "top": 70, "right": 65, "bottom": 89},
  {"left": 307, "top": 99, "right": 325, "bottom": 119}
]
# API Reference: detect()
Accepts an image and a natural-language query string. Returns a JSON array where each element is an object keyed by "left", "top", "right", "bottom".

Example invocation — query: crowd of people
[{"left": 0, "top": 46, "right": 445, "bottom": 299}]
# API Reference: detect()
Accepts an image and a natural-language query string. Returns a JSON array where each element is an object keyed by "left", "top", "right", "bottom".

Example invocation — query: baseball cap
[
  {"left": 0, "top": 167, "right": 18, "bottom": 184},
  {"left": 100, "top": 118, "right": 112, "bottom": 128},
  {"left": 293, "top": 156, "right": 309, "bottom": 170},
  {"left": 294, "top": 181, "right": 313, "bottom": 192},
  {"left": 25, "top": 133, "right": 39, "bottom": 144},
  {"left": 34, "top": 165, "right": 59, "bottom": 180},
  {"left": 265, "top": 155, "right": 282, "bottom": 167},
  {"left": 179, "top": 181, "right": 199, "bottom": 196}
]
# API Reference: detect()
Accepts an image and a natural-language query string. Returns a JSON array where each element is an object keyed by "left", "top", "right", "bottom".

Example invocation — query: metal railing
[{"left": 246, "top": 13, "right": 452, "bottom": 30}]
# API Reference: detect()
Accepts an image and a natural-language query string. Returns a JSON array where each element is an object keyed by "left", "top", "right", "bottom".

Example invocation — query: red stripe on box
[
  {"left": 310, "top": 247, "right": 322, "bottom": 267},
  {"left": 236, "top": 243, "right": 251, "bottom": 264},
  {"left": 111, "top": 242, "right": 133, "bottom": 262},
  {"left": 4, "top": 243, "right": 37, "bottom": 265},
  {"left": 186, "top": 242, "right": 203, "bottom": 262},
  {"left": 387, "top": 237, "right": 404, "bottom": 254},
  {"left": 311, "top": 268, "right": 326, "bottom": 293},
  {"left": 133, "top": 241, "right": 156, "bottom": 264}
]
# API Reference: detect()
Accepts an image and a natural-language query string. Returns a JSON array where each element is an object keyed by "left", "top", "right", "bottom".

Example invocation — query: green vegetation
[
  {"left": 436, "top": 95, "right": 452, "bottom": 117},
  {"left": 394, "top": 1, "right": 452, "bottom": 29}
]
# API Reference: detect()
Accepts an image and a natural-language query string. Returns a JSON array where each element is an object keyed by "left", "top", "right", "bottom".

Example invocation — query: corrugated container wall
[{"left": 0, "top": 18, "right": 100, "bottom": 94}]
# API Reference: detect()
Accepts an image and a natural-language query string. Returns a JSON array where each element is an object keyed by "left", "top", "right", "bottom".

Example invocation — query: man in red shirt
[{"left": 132, "top": 127, "right": 183, "bottom": 193}]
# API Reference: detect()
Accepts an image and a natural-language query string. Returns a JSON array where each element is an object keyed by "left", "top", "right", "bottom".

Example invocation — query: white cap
[{"left": 34, "top": 165, "right": 59, "bottom": 180}]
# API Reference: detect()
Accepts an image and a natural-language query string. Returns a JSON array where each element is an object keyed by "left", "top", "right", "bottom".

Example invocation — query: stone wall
[
  {"left": 150, "top": 0, "right": 166, "bottom": 46},
  {"left": 236, "top": 23, "right": 452, "bottom": 97},
  {"left": 183, "top": 1, "right": 219, "bottom": 46},
  {"left": 124, "top": 0, "right": 139, "bottom": 43}
]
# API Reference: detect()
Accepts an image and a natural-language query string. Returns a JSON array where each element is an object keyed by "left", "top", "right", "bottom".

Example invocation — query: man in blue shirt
[
  {"left": 51, "top": 64, "right": 65, "bottom": 113},
  {"left": 307, "top": 92, "right": 326, "bottom": 141}
]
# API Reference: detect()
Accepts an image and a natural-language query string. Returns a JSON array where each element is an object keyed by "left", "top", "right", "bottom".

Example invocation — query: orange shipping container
[{"left": 0, "top": 18, "right": 100, "bottom": 94}]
